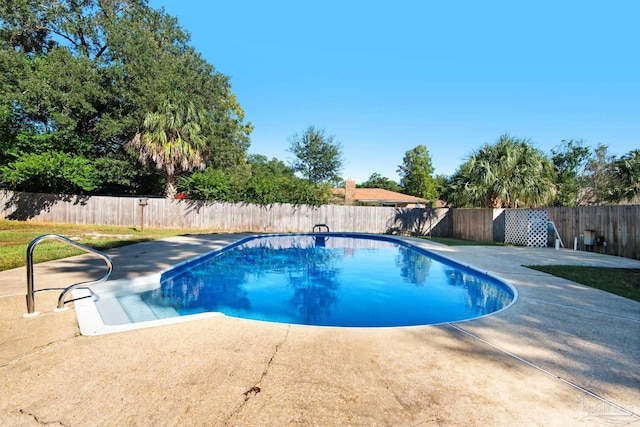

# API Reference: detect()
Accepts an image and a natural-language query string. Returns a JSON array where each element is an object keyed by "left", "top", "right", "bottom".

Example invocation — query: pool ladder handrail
[
  {"left": 25, "top": 234, "right": 113, "bottom": 317},
  {"left": 312, "top": 224, "right": 330, "bottom": 233}
]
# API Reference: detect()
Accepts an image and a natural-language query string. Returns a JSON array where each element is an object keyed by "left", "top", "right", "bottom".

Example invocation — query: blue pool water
[{"left": 130, "top": 234, "right": 515, "bottom": 327}]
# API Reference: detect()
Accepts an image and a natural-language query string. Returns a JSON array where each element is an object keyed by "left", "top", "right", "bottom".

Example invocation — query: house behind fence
[{"left": 1, "top": 191, "right": 638, "bottom": 260}]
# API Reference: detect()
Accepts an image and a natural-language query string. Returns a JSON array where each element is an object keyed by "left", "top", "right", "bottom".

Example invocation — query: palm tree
[
  {"left": 445, "top": 135, "right": 556, "bottom": 208},
  {"left": 127, "top": 100, "right": 208, "bottom": 198},
  {"left": 609, "top": 149, "right": 640, "bottom": 203}
]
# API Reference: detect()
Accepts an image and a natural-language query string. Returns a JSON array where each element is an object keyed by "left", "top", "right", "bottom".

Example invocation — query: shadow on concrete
[
  {"left": 31, "top": 234, "right": 247, "bottom": 283},
  {"left": 407, "top": 288, "right": 640, "bottom": 418}
]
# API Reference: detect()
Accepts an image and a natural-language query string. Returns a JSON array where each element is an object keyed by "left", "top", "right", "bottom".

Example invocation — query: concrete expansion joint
[
  {"left": 224, "top": 326, "right": 291, "bottom": 424},
  {"left": 0, "top": 292, "right": 25, "bottom": 299},
  {"left": 0, "top": 334, "right": 78, "bottom": 369},
  {"left": 447, "top": 323, "right": 640, "bottom": 421},
  {"left": 19, "top": 408, "right": 69, "bottom": 426},
  {"left": 524, "top": 297, "right": 640, "bottom": 323}
]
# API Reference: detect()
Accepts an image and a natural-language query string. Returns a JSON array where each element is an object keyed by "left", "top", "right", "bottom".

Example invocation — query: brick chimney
[{"left": 345, "top": 180, "right": 356, "bottom": 205}]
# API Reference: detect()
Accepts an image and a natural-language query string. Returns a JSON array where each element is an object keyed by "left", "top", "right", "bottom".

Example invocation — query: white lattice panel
[
  {"left": 504, "top": 209, "right": 548, "bottom": 247},
  {"left": 527, "top": 210, "right": 548, "bottom": 247},
  {"left": 504, "top": 210, "right": 527, "bottom": 245}
]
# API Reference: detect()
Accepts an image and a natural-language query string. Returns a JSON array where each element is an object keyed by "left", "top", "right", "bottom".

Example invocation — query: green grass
[
  {"left": 527, "top": 265, "right": 640, "bottom": 303},
  {"left": 0, "top": 219, "right": 224, "bottom": 271}
]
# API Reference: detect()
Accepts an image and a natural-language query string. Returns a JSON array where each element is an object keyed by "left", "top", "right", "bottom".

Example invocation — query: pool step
[
  {"left": 95, "top": 296, "right": 133, "bottom": 326},
  {"left": 117, "top": 294, "right": 179, "bottom": 323}
]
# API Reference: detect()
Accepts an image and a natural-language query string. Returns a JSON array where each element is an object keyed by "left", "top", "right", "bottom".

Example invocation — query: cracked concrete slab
[{"left": 1, "top": 234, "right": 639, "bottom": 426}]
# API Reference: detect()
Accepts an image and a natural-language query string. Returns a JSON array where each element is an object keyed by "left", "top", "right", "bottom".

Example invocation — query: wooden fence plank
[{"left": 1, "top": 192, "right": 637, "bottom": 259}]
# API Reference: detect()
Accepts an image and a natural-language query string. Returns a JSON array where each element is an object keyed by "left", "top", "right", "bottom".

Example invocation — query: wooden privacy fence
[
  {"left": 0, "top": 191, "right": 451, "bottom": 236},
  {"left": 451, "top": 206, "right": 639, "bottom": 260},
  {"left": 547, "top": 205, "right": 640, "bottom": 260},
  {"left": 451, "top": 208, "right": 496, "bottom": 242},
  {"left": 2, "top": 192, "right": 637, "bottom": 259}
]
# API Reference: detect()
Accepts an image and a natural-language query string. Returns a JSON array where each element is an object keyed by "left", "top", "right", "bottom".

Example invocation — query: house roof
[{"left": 330, "top": 187, "right": 428, "bottom": 204}]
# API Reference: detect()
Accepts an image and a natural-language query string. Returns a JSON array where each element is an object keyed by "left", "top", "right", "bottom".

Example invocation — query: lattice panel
[
  {"left": 526, "top": 210, "right": 549, "bottom": 247},
  {"left": 504, "top": 209, "right": 548, "bottom": 247},
  {"left": 504, "top": 210, "right": 527, "bottom": 245}
]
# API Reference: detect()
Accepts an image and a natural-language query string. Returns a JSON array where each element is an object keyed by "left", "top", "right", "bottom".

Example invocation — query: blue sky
[{"left": 149, "top": 0, "right": 639, "bottom": 183}]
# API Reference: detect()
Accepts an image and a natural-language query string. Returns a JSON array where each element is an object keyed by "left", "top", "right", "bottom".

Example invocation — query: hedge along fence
[{"left": 0, "top": 191, "right": 452, "bottom": 236}]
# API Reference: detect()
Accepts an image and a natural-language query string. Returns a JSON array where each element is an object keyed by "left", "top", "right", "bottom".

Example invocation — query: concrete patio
[{"left": 1, "top": 234, "right": 639, "bottom": 426}]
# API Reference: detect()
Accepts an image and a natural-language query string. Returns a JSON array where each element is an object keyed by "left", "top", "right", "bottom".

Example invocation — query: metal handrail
[
  {"left": 313, "top": 223, "right": 330, "bottom": 233},
  {"left": 25, "top": 234, "right": 113, "bottom": 316}
]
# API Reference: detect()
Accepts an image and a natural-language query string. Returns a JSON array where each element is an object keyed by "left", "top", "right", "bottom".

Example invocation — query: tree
[
  {"left": 444, "top": 135, "right": 555, "bottom": 208},
  {"left": 433, "top": 174, "right": 448, "bottom": 201},
  {"left": 551, "top": 139, "right": 592, "bottom": 206},
  {"left": 178, "top": 168, "right": 240, "bottom": 201},
  {"left": 243, "top": 154, "right": 330, "bottom": 204},
  {"left": 582, "top": 144, "right": 617, "bottom": 205},
  {"left": 0, "top": 0, "right": 252, "bottom": 196},
  {"left": 289, "top": 126, "right": 343, "bottom": 184},
  {"left": 247, "top": 154, "right": 295, "bottom": 178},
  {"left": 610, "top": 150, "right": 640, "bottom": 202},
  {"left": 178, "top": 154, "right": 332, "bottom": 205},
  {"left": 0, "top": 151, "right": 99, "bottom": 194},
  {"left": 582, "top": 146, "right": 640, "bottom": 204},
  {"left": 397, "top": 145, "right": 439, "bottom": 202},
  {"left": 358, "top": 173, "right": 402, "bottom": 192},
  {"left": 0, "top": 0, "right": 55, "bottom": 55},
  {"left": 127, "top": 100, "right": 207, "bottom": 198}
]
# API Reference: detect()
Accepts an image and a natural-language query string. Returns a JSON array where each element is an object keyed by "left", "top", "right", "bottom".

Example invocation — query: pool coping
[{"left": 73, "top": 232, "right": 519, "bottom": 335}]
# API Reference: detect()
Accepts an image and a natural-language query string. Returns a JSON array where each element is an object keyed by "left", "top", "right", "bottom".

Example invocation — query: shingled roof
[{"left": 331, "top": 180, "right": 428, "bottom": 207}]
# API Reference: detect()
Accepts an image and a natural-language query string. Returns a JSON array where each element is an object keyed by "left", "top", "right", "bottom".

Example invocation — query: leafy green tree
[
  {"left": 179, "top": 154, "right": 331, "bottom": 205},
  {"left": 358, "top": 173, "right": 402, "bottom": 192},
  {"left": 0, "top": 0, "right": 52, "bottom": 54},
  {"left": 551, "top": 139, "right": 592, "bottom": 206},
  {"left": 0, "top": 105, "right": 19, "bottom": 167},
  {"left": 107, "top": 6, "right": 252, "bottom": 166},
  {"left": 0, "top": 151, "right": 99, "bottom": 193},
  {"left": 178, "top": 168, "right": 240, "bottom": 201},
  {"left": 433, "top": 174, "right": 448, "bottom": 201},
  {"left": 582, "top": 144, "right": 617, "bottom": 205},
  {"left": 0, "top": 0, "right": 251, "bottom": 196},
  {"left": 610, "top": 150, "right": 640, "bottom": 202},
  {"left": 1, "top": 1, "right": 144, "bottom": 150},
  {"left": 127, "top": 100, "right": 208, "bottom": 198},
  {"left": 242, "top": 175, "right": 330, "bottom": 205},
  {"left": 247, "top": 154, "right": 295, "bottom": 178},
  {"left": 243, "top": 154, "right": 330, "bottom": 204},
  {"left": 92, "top": 152, "right": 163, "bottom": 196},
  {"left": 397, "top": 145, "right": 439, "bottom": 202},
  {"left": 289, "top": 126, "right": 343, "bottom": 184},
  {"left": 582, "top": 146, "right": 640, "bottom": 204},
  {"left": 444, "top": 135, "right": 555, "bottom": 208}
]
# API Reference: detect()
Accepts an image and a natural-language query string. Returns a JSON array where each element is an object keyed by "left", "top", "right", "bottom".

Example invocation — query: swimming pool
[{"left": 75, "top": 233, "right": 516, "bottom": 334}]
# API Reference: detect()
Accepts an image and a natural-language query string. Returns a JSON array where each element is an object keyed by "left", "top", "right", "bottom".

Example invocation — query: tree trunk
[{"left": 165, "top": 174, "right": 178, "bottom": 198}]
